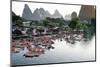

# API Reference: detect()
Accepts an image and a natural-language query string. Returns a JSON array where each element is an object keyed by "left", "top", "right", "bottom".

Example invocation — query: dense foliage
[{"left": 12, "top": 13, "right": 96, "bottom": 40}]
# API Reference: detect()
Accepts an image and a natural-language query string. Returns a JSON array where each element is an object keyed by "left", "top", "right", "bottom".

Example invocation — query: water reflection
[
  {"left": 11, "top": 31, "right": 90, "bottom": 58},
  {"left": 11, "top": 35, "right": 95, "bottom": 65}
]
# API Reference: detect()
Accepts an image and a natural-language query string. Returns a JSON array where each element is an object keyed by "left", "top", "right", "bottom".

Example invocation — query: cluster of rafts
[
  {"left": 11, "top": 32, "right": 84, "bottom": 58},
  {"left": 11, "top": 36, "right": 55, "bottom": 58}
]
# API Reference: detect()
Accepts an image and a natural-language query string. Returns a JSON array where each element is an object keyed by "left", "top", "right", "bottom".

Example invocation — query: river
[{"left": 11, "top": 36, "right": 95, "bottom": 65}]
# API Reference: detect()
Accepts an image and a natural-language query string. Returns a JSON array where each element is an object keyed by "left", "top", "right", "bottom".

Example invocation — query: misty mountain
[
  {"left": 22, "top": 4, "right": 63, "bottom": 21},
  {"left": 52, "top": 10, "right": 62, "bottom": 18},
  {"left": 22, "top": 4, "right": 34, "bottom": 20},
  {"left": 45, "top": 10, "right": 52, "bottom": 17},
  {"left": 32, "top": 8, "right": 48, "bottom": 20}
]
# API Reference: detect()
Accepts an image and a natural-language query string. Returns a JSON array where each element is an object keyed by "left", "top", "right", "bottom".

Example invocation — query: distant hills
[
  {"left": 22, "top": 4, "right": 34, "bottom": 21},
  {"left": 12, "top": 4, "right": 76, "bottom": 21},
  {"left": 12, "top": 4, "right": 96, "bottom": 22},
  {"left": 22, "top": 4, "right": 63, "bottom": 21}
]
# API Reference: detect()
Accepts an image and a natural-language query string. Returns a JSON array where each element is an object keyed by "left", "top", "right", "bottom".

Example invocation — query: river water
[{"left": 11, "top": 36, "right": 95, "bottom": 65}]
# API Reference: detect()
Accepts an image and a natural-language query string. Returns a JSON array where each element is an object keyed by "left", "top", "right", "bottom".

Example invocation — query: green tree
[
  {"left": 69, "top": 18, "right": 79, "bottom": 29},
  {"left": 16, "top": 19, "right": 23, "bottom": 27},
  {"left": 42, "top": 20, "right": 50, "bottom": 27}
]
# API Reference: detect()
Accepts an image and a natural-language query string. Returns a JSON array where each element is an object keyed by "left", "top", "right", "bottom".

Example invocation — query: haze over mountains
[
  {"left": 22, "top": 4, "right": 34, "bottom": 20},
  {"left": 22, "top": 4, "right": 64, "bottom": 21},
  {"left": 13, "top": 4, "right": 96, "bottom": 23}
]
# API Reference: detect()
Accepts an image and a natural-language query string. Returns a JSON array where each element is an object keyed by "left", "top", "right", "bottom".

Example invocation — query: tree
[
  {"left": 42, "top": 20, "right": 50, "bottom": 27},
  {"left": 12, "top": 14, "right": 23, "bottom": 27},
  {"left": 69, "top": 18, "right": 89, "bottom": 31},
  {"left": 69, "top": 18, "right": 79, "bottom": 30},
  {"left": 16, "top": 19, "right": 23, "bottom": 27}
]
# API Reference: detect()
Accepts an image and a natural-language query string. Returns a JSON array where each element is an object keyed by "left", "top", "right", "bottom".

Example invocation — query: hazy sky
[{"left": 12, "top": 1, "right": 81, "bottom": 17}]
